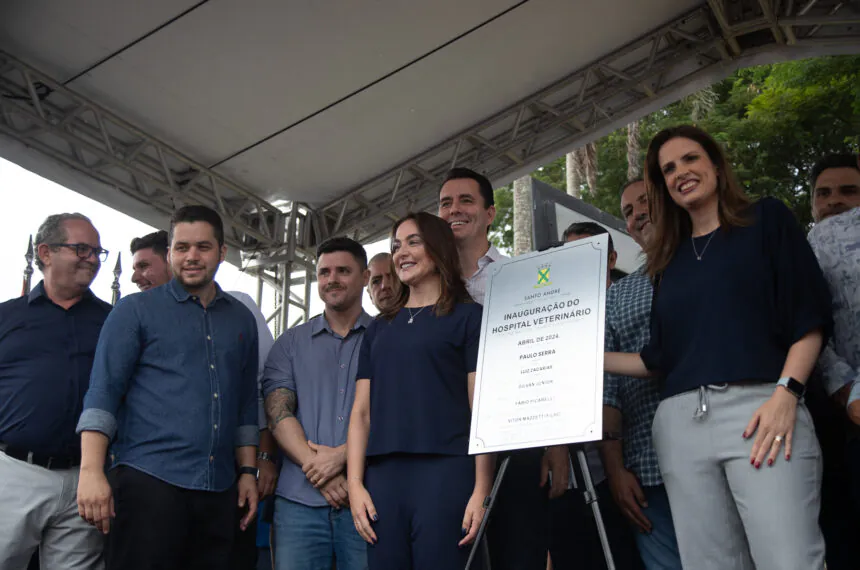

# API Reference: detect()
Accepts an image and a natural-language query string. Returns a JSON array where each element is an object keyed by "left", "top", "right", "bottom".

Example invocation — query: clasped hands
[{"left": 303, "top": 440, "right": 349, "bottom": 508}]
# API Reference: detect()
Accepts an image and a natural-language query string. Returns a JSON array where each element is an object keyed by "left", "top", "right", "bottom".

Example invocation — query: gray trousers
[
  {"left": 652, "top": 383, "right": 824, "bottom": 570},
  {"left": 0, "top": 450, "right": 104, "bottom": 570}
]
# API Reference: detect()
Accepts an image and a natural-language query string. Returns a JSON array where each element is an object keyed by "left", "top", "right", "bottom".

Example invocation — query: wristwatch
[
  {"left": 238, "top": 465, "right": 259, "bottom": 480},
  {"left": 776, "top": 377, "right": 806, "bottom": 400},
  {"left": 257, "top": 451, "right": 275, "bottom": 464}
]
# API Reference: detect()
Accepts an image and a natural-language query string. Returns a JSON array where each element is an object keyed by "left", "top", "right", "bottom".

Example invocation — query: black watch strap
[
  {"left": 238, "top": 465, "right": 259, "bottom": 480},
  {"left": 777, "top": 376, "right": 806, "bottom": 399}
]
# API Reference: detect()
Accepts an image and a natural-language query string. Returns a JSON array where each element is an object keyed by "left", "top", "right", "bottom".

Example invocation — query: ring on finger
[{"left": 774, "top": 435, "right": 784, "bottom": 443}]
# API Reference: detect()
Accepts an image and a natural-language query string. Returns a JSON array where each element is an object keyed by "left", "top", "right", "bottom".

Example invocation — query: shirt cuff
[
  {"left": 818, "top": 356, "right": 856, "bottom": 396},
  {"left": 235, "top": 424, "right": 260, "bottom": 448},
  {"left": 76, "top": 408, "right": 117, "bottom": 440},
  {"left": 603, "top": 388, "right": 621, "bottom": 409},
  {"left": 847, "top": 383, "right": 860, "bottom": 409},
  {"left": 603, "top": 375, "right": 622, "bottom": 409}
]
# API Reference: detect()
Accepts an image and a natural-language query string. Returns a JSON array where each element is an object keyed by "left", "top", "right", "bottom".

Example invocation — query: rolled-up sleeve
[
  {"left": 603, "top": 312, "right": 623, "bottom": 411},
  {"left": 76, "top": 298, "right": 142, "bottom": 440},
  {"left": 255, "top": 316, "right": 275, "bottom": 431},
  {"left": 819, "top": 342, "right": 858, "bottom": 396},
  {"left": 262, "top": 330, "right": 295, "bottom": 398},
  {"left": 848, "top": 381, "right": 860, "bottom": 408},
  {"left": 236, "top": 319, "right": 260, "bottom": 448},
  {"left": 640, "top": 304, "right": 662, "bottom": 372}
]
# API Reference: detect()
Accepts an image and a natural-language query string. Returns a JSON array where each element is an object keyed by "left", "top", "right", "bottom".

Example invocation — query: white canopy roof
[{"left": 1, "top": 0, "right": 858, "bottom": 254}]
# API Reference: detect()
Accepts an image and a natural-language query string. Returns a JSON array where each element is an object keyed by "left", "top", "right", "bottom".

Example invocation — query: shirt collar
[
  {"left": 311, "top": 310, "right": 373, "bottom": 337},
  {"left": 477, "top": 244, "right": 505, "bottom": 271},
  {"left": 28, "top": 280, "right": 96, "bottom": 305},
  {"left": 166, "top": 278, "right": 227, "bottom": 305}
]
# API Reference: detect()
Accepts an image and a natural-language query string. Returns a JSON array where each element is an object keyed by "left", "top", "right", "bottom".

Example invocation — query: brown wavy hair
[
  {"left": 380, "top": 212, "right": 472, "bottom": 320},
  {"left": 643, "top": 125, "right": 751, "bottom": 278}
]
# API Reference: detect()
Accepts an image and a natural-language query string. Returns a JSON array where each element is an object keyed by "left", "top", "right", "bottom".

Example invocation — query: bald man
[{"left": 366, "top": 253, "right": 400, "bottom": 312}]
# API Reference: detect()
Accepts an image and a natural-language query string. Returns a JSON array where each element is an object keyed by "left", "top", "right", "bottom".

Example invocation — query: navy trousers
[{"left": 365, "top": 454, "right": 478, "bottom": 570}]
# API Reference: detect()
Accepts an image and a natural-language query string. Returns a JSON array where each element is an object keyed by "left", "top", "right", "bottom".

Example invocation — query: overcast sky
[{"left": 0, "top": 157, "right": 388, "bottom": 324}]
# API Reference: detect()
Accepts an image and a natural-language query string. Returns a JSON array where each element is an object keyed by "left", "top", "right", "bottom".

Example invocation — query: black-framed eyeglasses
[{"left": 49, "top": 243, "right": 110, "bottom": 263}]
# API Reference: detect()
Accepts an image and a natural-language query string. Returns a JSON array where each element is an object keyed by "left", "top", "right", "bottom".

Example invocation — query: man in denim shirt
[
  {"left": 76, "top": 205, "right": 260, "bottom": 570},
  {"left": 128, "top": 229, "right": 278, "bottom": 570}
]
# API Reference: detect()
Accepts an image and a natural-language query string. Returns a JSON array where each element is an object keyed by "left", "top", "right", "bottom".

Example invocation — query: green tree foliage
[
  {"left": 491, "top": 56, "right": 860, "bottom": 250},
  {"left": 490, "top": 185, "right": 513, "bottom": 250}
]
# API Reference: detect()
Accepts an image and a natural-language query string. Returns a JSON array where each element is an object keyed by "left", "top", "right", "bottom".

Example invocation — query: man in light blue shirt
[
  {"left": 263, "top": 237, "right": 370, "bottom": 570},
  {"left": 807, "top": 154, "right": 860, "bottom": 570},
  {"left": 808, "top": 155, "right": 860, "bottom": 407}
]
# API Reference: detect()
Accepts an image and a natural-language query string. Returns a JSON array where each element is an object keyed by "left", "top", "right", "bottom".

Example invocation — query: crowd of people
[{"left": 0, "top": 124, "right": 857, "bottom": 570}]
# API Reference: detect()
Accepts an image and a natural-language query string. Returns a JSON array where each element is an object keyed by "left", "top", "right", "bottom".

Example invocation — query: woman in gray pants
[{"left": 605, "top": 125, "right": 833, "bottom": 570}]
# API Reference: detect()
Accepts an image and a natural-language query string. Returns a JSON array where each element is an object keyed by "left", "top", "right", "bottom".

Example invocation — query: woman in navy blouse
[
  {"left": 605, "top": 125, "right": 832, "bottom": 570},
  {"left": 346, "top": 212, "right": 494, "bottom": 569}
]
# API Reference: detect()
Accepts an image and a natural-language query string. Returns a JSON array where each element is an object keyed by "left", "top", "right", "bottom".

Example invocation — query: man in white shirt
[
  {"left": 438, "top": 168, "right": 568, "bottom": 570},
  {"left": 806, "top": 154, "right": 860, "bottom": 570}
]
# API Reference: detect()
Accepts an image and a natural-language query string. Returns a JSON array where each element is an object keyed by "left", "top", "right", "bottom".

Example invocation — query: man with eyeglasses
[{"left": 0, "top": 213, "right": 112, "bottom": 569}]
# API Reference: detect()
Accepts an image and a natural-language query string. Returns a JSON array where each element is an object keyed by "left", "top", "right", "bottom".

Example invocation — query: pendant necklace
[
  {"left": 691, "top": 230, "right": 717, "bottom": 261},
  {"left": 407, "top": 306, "right": 428, "bottom": 324}
]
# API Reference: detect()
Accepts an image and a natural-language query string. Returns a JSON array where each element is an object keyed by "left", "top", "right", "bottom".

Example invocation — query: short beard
[
  {"left": 325, "top": 293, "right": 359, "bottom": 313},
  {"left": 175, "top": 272, "right": 214, "bottom": 292}
]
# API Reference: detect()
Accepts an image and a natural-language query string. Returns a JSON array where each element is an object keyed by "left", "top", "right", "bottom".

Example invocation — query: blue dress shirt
[
  {"left": 77, "top": 279, "right": 259, "bottom": 491},
  {"left": 262, "top": 311, "right": 372, "bottom": 507}
]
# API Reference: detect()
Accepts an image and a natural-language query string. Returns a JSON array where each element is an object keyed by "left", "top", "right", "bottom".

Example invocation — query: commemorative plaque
[{"left": 469, "top": 234, "right": 608, "bottom": 454}]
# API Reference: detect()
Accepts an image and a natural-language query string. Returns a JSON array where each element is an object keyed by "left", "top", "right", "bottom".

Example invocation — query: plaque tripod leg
[
  {"left": 573, "top": 447, "right": 616, "bottom": 570},
  {"left": 465, "top": 455, "right": 510, "bottom": 570}
]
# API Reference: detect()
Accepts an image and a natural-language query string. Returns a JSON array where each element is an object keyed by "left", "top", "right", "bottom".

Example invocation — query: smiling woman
[
  {"left": 604, "top": 125, "right": 833, "bottom": 570},
  {"left": 382, "top": 212, "right": 471, "bottom": 319},
  {"left": 642, "top": 125, "right": 752, "bottom": 277},
  {"left": 346, "top": 211, "right": 494, "bottom": 570}
]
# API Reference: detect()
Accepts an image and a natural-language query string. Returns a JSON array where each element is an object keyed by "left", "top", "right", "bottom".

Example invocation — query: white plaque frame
[{"left": 469, "top": 234, "right": 608, "bottom": 454}]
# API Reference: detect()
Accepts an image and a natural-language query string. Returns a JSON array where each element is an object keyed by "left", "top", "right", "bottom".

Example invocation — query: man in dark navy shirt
[
  {"left": 76, "top": 206, "right": 260, "bottom": 570},
  {"left": 0, "top": 213, "right": 112, "bottom": 570}
]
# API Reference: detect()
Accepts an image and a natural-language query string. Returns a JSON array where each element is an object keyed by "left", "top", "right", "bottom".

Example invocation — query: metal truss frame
[
  {"left": 318, "top": 0, "right": 860, "bottom": 244},
  {"left": 2, "top": 0, "right": 858, "bottom": 327},
  {"left": 0, "top": 50, "right": 290, "bottom": 252},
  {"left": 0, "top": 48, "right": 317, "bottom": 322}
]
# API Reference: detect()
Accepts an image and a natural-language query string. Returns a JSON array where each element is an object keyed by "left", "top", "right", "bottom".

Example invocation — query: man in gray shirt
[{"left": 263, "top": 237, "right": 370, "bottom": 570}]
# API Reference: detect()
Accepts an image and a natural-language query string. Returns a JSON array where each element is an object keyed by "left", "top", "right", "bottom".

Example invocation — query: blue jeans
[
  {"left": 272, "top": 497, "right": 367, "bottom": 570},
  {"left": 633, "top": 485, "right": 682, "bottom": 570}
]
